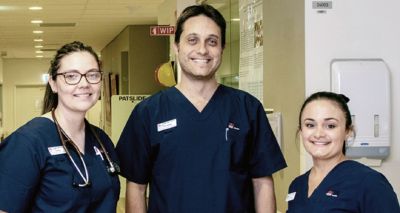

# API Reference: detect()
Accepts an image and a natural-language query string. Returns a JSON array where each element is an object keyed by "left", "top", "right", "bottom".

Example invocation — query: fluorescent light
[
  {"left": 35, "top": 45, "right": 44, "bottom": 48},
  {"left": 34, "top": 38, "right": 43, "bottom": 42},
  {"left": 231, "top": 18, "right": 240, "bottom": 22},
  {"left": 0, "top": 6, "right": 16, "bottom": 11},
  {"left": 29, "top": 6, "right": 42, "bottom": 10},
  {"left": 36, "top": 50, "right": 44, "bottom": 54},
  {"left": 31, "top": 20, "right": 43, "bottom": 24},
  {"left": 33, "top": 30, "right": 43, "bottom": 34},
  {"left": 36, "top": 55, "right": 44, "bottom": 58}
]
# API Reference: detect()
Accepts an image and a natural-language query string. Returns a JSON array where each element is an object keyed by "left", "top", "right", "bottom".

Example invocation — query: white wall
[
  {"left": 3, "top": 58, "right": 50, "bottom": 136},
  {"left": 0, "top": 57, "right": 3, "bottom": 83},
  {"left": 263, "top": 0, "right": 305, "bottom": 211},
  {"left": 0, "top": 57, "right": 3, "bottom": 130},
  {"left": 305, "top": 0, "right": 400, "bottom": 195}
]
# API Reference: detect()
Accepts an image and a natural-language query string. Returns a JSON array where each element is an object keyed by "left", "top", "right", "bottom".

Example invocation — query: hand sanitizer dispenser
[{"left": 331, "top": 59, "right": 391, "bottom": 161}]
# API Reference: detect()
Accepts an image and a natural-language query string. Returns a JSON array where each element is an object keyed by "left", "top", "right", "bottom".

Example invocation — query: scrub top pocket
[
  {"left": 152, "top": 127, "right": 181, "bottom": 174},
  {"left": 227, "top": 126, "right": 250, "bottom": 173}
]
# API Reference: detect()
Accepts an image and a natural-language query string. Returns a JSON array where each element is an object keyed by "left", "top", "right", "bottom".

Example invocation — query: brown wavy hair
[{"left": 41, "top": 41, "right": 101, "bottom": 114}]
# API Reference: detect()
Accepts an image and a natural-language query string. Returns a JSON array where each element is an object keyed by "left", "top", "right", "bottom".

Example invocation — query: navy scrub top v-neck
[
  {"left": 0, "top": 117, "right": 120, "bottom": 212},
  {"left": 287, "top": 160, "right": 400, "bottom": 213},
  {"left": 117, "top": 85, "right": 287, "bottom": 212}
]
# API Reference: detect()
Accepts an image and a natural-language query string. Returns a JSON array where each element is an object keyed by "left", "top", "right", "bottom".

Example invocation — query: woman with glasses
[{"left": 0, "top": 41, "right": 120, "bottom": 212}]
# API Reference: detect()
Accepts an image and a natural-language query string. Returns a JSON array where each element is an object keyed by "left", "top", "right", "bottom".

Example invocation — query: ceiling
[{"left": 0, "top": 0, "right": 165, "bottom": 59}]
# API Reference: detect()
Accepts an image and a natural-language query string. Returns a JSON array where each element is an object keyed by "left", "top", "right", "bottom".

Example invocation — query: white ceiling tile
[{"left": 0, "top": 0, "right": 164, "bottom": 58}]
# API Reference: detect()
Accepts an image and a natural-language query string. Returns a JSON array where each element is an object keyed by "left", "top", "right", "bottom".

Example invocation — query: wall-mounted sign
[
  {"left": 312, "top": 1, "right": 332, "bottom": 9},
  {"left": 150, "top": 26, "right": 175, "bottom": 36},
  {"left": 111, "top": 95, "right": 150, "bottom": 144}
]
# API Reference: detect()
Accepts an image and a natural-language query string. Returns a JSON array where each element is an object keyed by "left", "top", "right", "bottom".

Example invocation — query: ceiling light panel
[
  {"left": 29, "top": 6, "right": 42, "bottom": 10},
  {"left": 31, "top": 20, "right": 43, "bottom": 24}
]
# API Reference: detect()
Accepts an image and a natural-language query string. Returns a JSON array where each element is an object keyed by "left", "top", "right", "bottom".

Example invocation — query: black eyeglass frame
[{"left": 55, "top": 71, "right": 103, "bottom": 85}]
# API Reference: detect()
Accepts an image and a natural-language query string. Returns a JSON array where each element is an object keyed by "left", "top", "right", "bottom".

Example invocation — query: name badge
[
  {"left": 286, "top": 192, "right": 296, "bottom": 202},
  {"left": 48, "top": 146, "right": 66, "bottom": 156},
  {"left": 157, "top": 119, "right": 177, "bottom": 132}
]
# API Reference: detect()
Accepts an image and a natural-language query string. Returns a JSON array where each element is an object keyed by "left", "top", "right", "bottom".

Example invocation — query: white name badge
[
  {"left": 48, "top": 146, "right": 66, "bottom": 156},
  {"left": 286, "top": 192, "right": 296, "bottom": 202},
  {"left": 157, "top": 119, "right": 177, "bottom": 132}
]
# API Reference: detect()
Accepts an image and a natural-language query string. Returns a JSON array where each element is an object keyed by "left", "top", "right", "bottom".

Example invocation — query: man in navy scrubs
[{"left": 116, "top": 4, "right": 287, "bottom": 213}]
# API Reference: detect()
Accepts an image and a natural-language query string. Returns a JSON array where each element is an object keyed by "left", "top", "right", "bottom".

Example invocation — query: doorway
[{"left": 14, "top": 85, "right": 46, "bottom": 130}]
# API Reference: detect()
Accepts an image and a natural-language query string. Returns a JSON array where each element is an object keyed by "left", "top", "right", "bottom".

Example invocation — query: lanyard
[{"left": 51, "top": 110, "right": 119, "bottom": 188}]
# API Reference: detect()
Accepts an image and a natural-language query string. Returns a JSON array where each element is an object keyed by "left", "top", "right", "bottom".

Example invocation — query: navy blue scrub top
[
  {"left": 0, "top": 117, "right": 120, "bottom": 212},
  {"left": 117, "top": 85, "right": 287, "bottom": 212},
  {"left": 287, "top": 160, "right": 400, "bottom": 213}
]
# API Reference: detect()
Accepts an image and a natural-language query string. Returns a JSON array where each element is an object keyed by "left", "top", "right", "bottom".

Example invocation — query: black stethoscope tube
[{"left": 51, "top": 110, "right": 119, "bottom": 188}]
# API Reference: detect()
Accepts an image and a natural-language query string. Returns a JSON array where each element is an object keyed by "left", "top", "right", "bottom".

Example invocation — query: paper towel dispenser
[{"left": 331, "top": 59, "right": 391, "bottom": 159}]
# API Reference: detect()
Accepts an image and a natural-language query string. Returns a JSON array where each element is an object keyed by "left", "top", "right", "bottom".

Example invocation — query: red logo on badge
[{"left": 326, "top": 190, "right": 338, "bottom": 197}]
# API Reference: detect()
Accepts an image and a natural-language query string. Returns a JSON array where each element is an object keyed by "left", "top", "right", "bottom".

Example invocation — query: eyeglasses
[{"left": 55, "top": 71, "right": 102, "bottom": 85}]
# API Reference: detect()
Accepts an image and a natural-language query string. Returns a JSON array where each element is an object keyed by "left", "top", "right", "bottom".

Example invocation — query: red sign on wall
[{"left": 150, "top": 26, "right": 175, "bottom": 36}]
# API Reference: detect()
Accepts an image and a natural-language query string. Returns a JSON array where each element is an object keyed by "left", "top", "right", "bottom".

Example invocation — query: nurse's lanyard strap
[{"left": 51, "top": 110, "right": 120, "bottom": 188}]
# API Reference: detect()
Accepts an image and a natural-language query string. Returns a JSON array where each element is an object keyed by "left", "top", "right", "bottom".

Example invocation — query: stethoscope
[{"left": 52, "top": 110, "right": 120, "bottom": 188}]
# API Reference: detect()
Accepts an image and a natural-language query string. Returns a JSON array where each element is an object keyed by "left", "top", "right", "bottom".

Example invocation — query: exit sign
[{"left": 150, "top": 26, "right": 175, "bottom": 36}]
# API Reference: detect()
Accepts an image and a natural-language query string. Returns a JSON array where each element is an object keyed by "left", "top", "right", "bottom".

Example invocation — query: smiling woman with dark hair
[
  {"left": 0, "top": 41, "right": 120, "bottom": 213},
  {"left": 287, "top": 91, "right": 399, "bottom": 213}
]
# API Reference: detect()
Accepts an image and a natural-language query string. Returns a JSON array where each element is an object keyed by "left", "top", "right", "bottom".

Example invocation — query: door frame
[{"left": 13, "top": 84, "right": 46, "bottom": 130}]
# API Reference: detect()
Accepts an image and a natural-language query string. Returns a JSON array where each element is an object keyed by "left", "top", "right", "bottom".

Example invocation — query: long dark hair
[
  {"left": 175, "top": 4, "right": 226, "bottom": 48},
  {"left": 298, "top": 91, "right": 353, "bottom": 154},
  {"left": 42, "top": 41, "right": 101, "bottom": 114}
]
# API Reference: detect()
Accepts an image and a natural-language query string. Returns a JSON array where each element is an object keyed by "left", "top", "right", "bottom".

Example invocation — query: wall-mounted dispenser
[{"left": 331, "top": 59, "right": 391, "bottom": 163}]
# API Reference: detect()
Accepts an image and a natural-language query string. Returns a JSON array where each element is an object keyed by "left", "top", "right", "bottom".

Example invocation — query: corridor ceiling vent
[{"left": 39, "top": 23, "right": 76, "bottom": 27}]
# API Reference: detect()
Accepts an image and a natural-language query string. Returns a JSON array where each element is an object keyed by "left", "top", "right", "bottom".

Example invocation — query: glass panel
[{"left": 208, "top": 0, "right": 240, "bottom": 88}]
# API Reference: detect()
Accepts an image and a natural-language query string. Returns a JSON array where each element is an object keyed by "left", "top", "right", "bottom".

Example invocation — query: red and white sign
[{"left": 150, "top": 26, "right": 175, "bottom": 36}]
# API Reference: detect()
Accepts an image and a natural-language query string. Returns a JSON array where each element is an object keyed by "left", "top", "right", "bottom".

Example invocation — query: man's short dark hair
[{"left": 174, "top": 4, "right": 226, "bottom": 48}]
